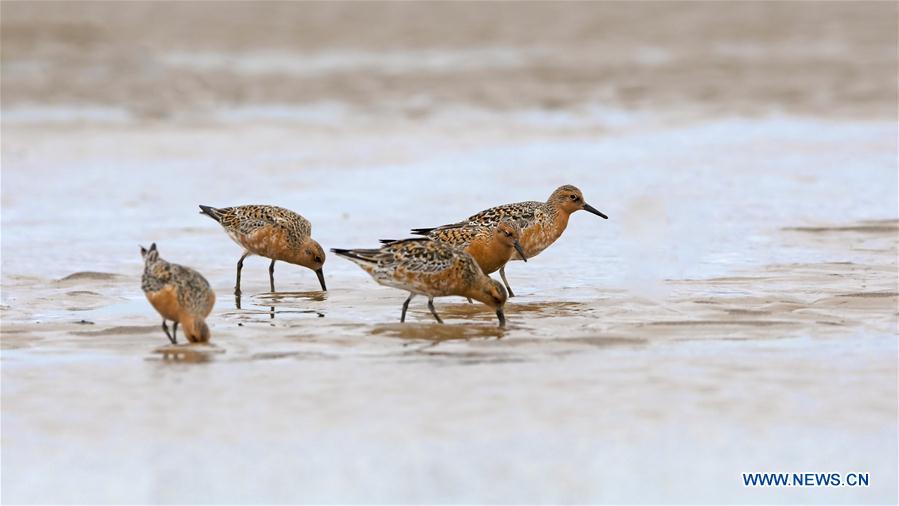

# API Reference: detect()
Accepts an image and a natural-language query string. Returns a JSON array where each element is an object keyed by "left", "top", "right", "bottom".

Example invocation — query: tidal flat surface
[
  {"left": 2, "top": 2, "right": 898, "bottom": 503},
  {"left": 2, "top": 114, "right": 896, "bottom": 504}
]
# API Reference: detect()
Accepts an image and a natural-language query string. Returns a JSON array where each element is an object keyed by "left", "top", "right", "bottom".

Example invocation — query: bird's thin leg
[
  {"left": 235, "top": 252, "right": 249, "bottom": 296},
  {"left": 427, "top": 297, "right": 444, "bottom": 324},
  {"left": 499, "top": 266, "right": 515, "bottom": 298},
  {"left": 466, "top": 297, "right": 473, "bottom": 304},
  {"left": 400, "top": 293, "right": 415, "bottom": 323},
  {"left": 173, "top": 321, "right": 179, "bottom": 342},
  {"left": 269, "top": 259, "right": 276, "bottom": 292},
  {"left": 162, "top": 320, "right": 176, "bottom": 345}
]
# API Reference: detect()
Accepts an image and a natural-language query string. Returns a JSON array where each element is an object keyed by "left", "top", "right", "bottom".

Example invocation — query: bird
[
  {"left": 140, "top": 243, "right": 215, "bottom": 344},
  {"left": 199, "top": 204, "right": 326, "bottom": 296},
  {"left": 382, "top": 219, "right": 526, "bottom": 303},
  {"left": 411, "top": 184, "right": 607, "bottom": 297},
  {"left": 385, "top": 219, "right": 527, "bottom": 274},
  {"left": 331, "top": 238, "right": 508, "bottom": 326}
]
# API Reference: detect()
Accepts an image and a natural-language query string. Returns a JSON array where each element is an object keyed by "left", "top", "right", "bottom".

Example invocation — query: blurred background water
[{"left": 1, "top": 2, "right": 897, "bottom": 504}]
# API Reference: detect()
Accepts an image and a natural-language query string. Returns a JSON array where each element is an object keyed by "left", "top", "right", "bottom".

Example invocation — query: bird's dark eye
[
  {"left": 314, "top": 256, "right": 323, "bottom": 263},
  {"left": 569, "top": 194, "right": 578, "bottom": 201},
  {"left": 504, "top": 232, "right": 512, "bottom": 237}
]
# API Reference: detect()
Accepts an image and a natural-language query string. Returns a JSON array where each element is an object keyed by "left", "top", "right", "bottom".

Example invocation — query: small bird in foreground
[
  {"left": 332, "top": 238, "right": 508, "bottom": 326},
  {"left": 199, "top": 204, "right": 326, "bottom": 295},
  {"left": 141, "top": 243, "right": 215, "bottom": 344},
  {"left": 411, "top": 184, "right": 607, "bottom": 296}
]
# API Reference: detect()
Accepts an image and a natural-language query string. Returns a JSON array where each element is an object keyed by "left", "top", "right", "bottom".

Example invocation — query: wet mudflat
[
  {"left": 2, "top": 116, "right": 896, "bottom": 504},
  {"left": 2, "top": 2, "right": 897, "bottom": 504}
]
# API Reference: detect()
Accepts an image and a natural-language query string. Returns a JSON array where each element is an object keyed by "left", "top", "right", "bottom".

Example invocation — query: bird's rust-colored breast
[
  {"left": 240, "top": 225, "right": 291, "bottom": 261},
  {"left": 520, "top": 211, "right": 570, "bottom": 258},
  {"left": 465, "top": 238, "right": 511, "bottom": 275},
  {"left": 145, "top": 285, "right": 183, "bottom": 322}
]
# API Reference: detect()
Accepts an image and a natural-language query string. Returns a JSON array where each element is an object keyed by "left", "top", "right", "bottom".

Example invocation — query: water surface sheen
[{"left": 2, "top": 112, "right": 896, "bottom": 504}]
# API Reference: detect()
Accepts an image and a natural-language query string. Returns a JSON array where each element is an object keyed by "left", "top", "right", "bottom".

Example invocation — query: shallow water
[
  {"left": 2, "top": 109, "right": 897, "bottom": 504},
  {"left": 2, "top": 4, "right": 898, "bottom": 501}
]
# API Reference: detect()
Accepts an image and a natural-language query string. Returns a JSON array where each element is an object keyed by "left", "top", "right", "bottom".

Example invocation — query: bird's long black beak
[
  {"left": 513, "top": 240, "right": 528, "bottom": 262},
  {"left": 582, "top": 203, "right": 608, "bottom": 219},
  {"left": 496, "top": 308, "right": 506, "bottom": 328},
  {"left": 315, "top": 268, "right": 327, "bottom": 291}
]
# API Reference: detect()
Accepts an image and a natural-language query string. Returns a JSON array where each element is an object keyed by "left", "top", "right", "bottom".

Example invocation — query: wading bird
[
  {"left": 412, "top": 185, "right": 606, "bottom": 296},
  {"left": 332, "top": 238, "right": 508, "bottom": 326},
  {"left": 140, "top": 243, "right": 215, "bottom": 344},
  {"left": 199, "top": 204, "right": 326, "bottom": 296}
]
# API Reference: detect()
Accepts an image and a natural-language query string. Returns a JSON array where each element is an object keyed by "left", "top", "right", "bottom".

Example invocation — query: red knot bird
[
  {"left": 141, "top": 243, "right": 215, "bottom": 344},
  {"left": 332, "top": 238, "right": 508, "bottom": 326},
  {"left": 199, "top": 204, "right": 326, "bottom": 296},
  {"left": 382, "top": 219, "right": 526, "bottom": 303},
  {"left": 411, "top": 184, "right": 606, "bottom": 296}
]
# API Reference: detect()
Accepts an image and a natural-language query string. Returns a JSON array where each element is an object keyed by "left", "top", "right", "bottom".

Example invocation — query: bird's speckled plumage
[
  {"left": 332, "top": 238, "right": 508, "bottom": 326},
  {"left": 201, "top": 205, "right": 312, "bottom": 255},
  {"left": 141, "top": 243, "right": 215, "bottom": 344},
  {"left": 336, "top": 238, "right": 476, "bottom": 293},
  {"left": 200, "top": 204, "right": 326, "bottom": 293},
  {"left": 425, "top": 219, "right": 525, "bottom": 275}
]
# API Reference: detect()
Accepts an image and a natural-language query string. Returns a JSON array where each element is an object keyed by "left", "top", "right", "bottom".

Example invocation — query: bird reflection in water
[{"left": 236, "top": 291, "right": 327, "bottom": 320}]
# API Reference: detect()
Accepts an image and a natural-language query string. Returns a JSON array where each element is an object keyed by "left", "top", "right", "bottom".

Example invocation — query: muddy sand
[{"left": 2, "top": 2, "right": 898, "bottom": 504}]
